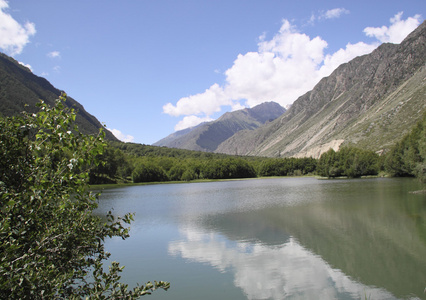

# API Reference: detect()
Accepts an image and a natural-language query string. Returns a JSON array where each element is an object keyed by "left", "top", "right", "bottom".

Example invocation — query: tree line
[
  {"left": 90, "top": 113, "right": 425, "bottom": 184},
  {"left": 316, "top": 113, "right": 425, "bottom": 181},
  {"left": 89, "top": 144, "right": 319, "bottom": 183}
]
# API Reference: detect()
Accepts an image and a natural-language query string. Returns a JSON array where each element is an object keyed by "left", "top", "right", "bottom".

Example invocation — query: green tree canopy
[
  {"left": 384, "top": 113, "right": 426, "bottom": 181},
  {"left": 317, "top": 147, "right": 380, "bottom": 178},
  {"left": 0, "top": 95, "right": 169, "bottom": 299}
]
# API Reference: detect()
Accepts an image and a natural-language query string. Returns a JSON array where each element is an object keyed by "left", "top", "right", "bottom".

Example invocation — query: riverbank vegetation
[
  {"left": 90, "top": 142, "right": 318, "bottom": 183},
  {"left": 316, "top": 147, "right": 380, "bottom": 178},
  {"left": 383, "top": 113, "right": 425, "bottom": 182},
  {"left": 88, "top": 114, "right": 425, "bottom": 184}
]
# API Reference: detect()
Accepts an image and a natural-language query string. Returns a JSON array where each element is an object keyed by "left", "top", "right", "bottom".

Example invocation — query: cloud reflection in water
[{"left": 169, "top": 227, "right": 397, "bottom": 300}]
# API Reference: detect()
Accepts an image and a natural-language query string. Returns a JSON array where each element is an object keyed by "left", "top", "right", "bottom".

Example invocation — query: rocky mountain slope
[
  {"left": 216, "top": 21, "right": 426, "bottom": 158},
  {"left": 154, "top": 101, "right": 285, "bottom": 152},
  {"left": 0, "top": 53, "right": 116, "bottom": 140}
]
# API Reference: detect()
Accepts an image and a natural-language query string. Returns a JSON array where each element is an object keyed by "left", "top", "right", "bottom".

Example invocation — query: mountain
[
  {"left": 0, "top": 53, "right": 117, "bottom": 141},
  {"left": 216, "top": 21, "right": 426, "bottom": 158},
  {"left": 154, "top": 101, "right": 286, "bottom": 152},
  {"left": 153, "top": 125, "right": 201, "bottom": 148}
]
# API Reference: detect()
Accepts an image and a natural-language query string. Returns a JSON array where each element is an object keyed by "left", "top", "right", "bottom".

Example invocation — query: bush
[
  {"left": 201, "top": 158, "right": 257, "bottom": 179},
  {"left": 317, "top": 147, "right": 379, "bottom": 178},
  {"left": 132, "top": 161, "right": 168, "bottom": 183},
  {"left": 384, "top": 113, "right": 425, "bottom": 181},
  {"left": 0, "top": 95, "right": 169, "bottom": 299}
]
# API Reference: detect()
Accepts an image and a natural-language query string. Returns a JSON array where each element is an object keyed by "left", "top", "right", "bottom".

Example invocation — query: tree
[
  {"left": 317, "top": 147, "right": 379, "bottom": 178},
  {"left": 384, "top": 113, "right": 426, "bottom": 181},
  {"left": 132, "top": 159, "right": 168, "bottom": 183},
  {"left": 168, "top": 162, "right": 188, "bottom": 181},
  {"left": 89, "top": 145, "right": 132, "bottom": 183},
  {"left": 0, "top": 94, "right": 169, "bottom": 299},
  {"left": 200, "top": 158, "right": 256, "bottom": 179}
]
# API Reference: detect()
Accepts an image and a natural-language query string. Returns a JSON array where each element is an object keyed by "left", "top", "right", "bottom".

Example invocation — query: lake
[{"left": 95, "top": 177, "right": 426, "bottom": 299}]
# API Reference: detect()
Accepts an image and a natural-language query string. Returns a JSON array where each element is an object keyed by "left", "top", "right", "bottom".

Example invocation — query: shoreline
[{"left": 89, "top": 174, "right": 391, "bottom": 190}]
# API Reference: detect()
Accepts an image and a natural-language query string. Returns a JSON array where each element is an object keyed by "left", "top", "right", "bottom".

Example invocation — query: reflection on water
[
  {"left": 98, "top": 178, "right": 426, "bottom": 300},
  {"left": 169, "top": 227, "right": 396, "bottom": 300}
]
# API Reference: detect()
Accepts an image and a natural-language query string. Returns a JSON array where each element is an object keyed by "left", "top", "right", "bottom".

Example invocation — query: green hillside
[{"left": 0, "top": 52, "right": 117, "bottom": 141}]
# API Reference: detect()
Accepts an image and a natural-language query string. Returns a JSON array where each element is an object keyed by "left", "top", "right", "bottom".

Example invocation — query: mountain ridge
[
  {"left": 0, "top": 52, "right": 117, "bottom": 141},
  {"left": 153, "top": 101, "right": 286, "bottom": 152},
  {"left": 216, "top": 21, "right": 426, "bottom": 158}
]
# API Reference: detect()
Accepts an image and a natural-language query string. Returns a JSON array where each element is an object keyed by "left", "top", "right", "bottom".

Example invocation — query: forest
[
  {"left": 89, "top": 112, "right": 425, "bottom": 184},
  {"left": 89, "top": 142, "right": 318, "bottom": 184}
]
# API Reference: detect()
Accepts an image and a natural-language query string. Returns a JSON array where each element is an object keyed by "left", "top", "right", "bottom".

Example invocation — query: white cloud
[
  {"left": 224, "top": 20, "right": 329, "bottom": 107},
  {"left": 164, "top": 20, "right": 330, "bottom": 125},
  {"left": 47, "top": 51, "right": 60, "bottom": 58},
  {"left": 174, "top": 115, "right": 214, "bottom": 131},
  {"left": 163, "top": 13, "right": 421, "bottom": 131},
  {"left": 163, "top": 83, "right": 228, "bottom": 117},
  {"left": 322, "top": 8, "right": 350, "bottom": 20},
  {"left": 319, "top": 42, "right": 378, "bottom": 77},
  {"left": 309, "top": 8, "right": 350, "bottom": 24},
  {"left": 110, "top": 128, "right": 134, "bottom": 143},
  {"left": 364, "top": 12, "right": 422, "bottom": 43},
  {"left": 18, "top": 61, "right": 32, "bottom": 72},
  {"left": 230, "top": 102, "right": 246, "bottom": 111},
  {"left": 0, "top": 0, "right": 36, "bottom": 55}
]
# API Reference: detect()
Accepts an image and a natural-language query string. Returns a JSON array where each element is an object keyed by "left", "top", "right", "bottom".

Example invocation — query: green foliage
[
  {"left": 0, "top": 95, "right": 169, "bottom": 299},
  {"left": 258, "top": 157, "right": 317, "bottom": 177},
  {"left": 107, "top": 142, "right": 319, "bottom": 183},
  {"left": 168, "top": 162, "right": 188, "bottom": 181},
  {"left": 111, "top": 141, "right": 230, "bottom": 160},
  {"left": 104, "top": 116, "right": 425, "bottom": 183},
  {"left": 317, "top": 147, "right": 380, "bottom": 178},
  {"left": 201, "top": 157, "right": 257, "bottom": 179},
  {"left": 384, "top": 113, "right": 426, "bottom": 181},
  {"left": 181, "top": 168, "right": 197, "bottom": 181},
  {"left": 89, "top": 144, "right": 132, "bottom": 184},
  {"left": 132, "top": 159, "right": 168, "bottom": 183}
]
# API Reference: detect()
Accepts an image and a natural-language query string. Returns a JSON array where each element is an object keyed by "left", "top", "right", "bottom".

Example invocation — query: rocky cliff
[{"left": 216, "top": 21, "right": 426, "bottom": 158}]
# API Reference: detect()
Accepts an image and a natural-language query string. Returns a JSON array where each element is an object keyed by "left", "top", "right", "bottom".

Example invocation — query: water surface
[{"left": 96, "top": 177, "right": 426, "bottom": 299}]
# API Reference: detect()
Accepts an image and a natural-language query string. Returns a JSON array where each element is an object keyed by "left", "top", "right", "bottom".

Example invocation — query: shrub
[{"left": 0, "top": 95, "right": 169, "bottom": 299}]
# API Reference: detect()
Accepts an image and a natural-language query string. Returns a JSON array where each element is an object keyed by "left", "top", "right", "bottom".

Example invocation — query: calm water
[{"left": 95, "top": 177, "right": 426, "bottom": 300}]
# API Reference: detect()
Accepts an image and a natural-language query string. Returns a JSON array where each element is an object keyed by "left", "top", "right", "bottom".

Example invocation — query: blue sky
[{"left": 1, "top": 0, "right": 424, "bottom": 144}]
